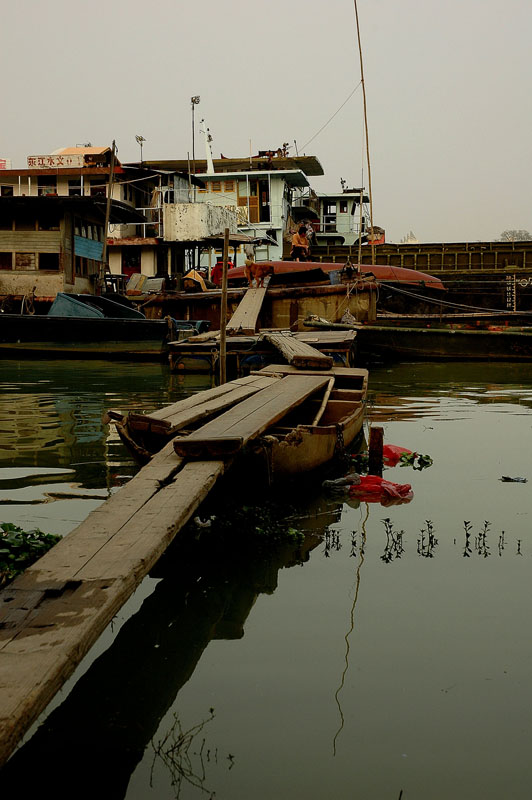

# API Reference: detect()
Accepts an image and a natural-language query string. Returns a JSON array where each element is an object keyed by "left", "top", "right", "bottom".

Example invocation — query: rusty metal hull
[{"left": 356, "top": 325, "right": 532, "bottom": 362}]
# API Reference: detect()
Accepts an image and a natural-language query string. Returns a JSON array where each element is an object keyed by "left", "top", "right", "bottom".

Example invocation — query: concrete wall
[
  {"left": 0, "top": 272, "right": 93, "bottom": 298},
  {"left": 163, "top": 203, "right": 238, "bottom": 241}
]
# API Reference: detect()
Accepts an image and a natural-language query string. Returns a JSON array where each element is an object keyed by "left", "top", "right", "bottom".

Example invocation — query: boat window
[
  {"left": 339, "top": 200, "right": 348, "bottom": 214},
  {"left": 224, "top": 180, "right": 235, "bottom": 193},
  {"left": 37, "top": 176, "right": 57, "bottom": 196},
  {"left": 68, "top": 179, "right": 82, "bottom": 196},
  {"left": 122, "top": 245, "right": 141, "bottom": 273},
  {"left": 39, "top": 253, "right": 60, "bottom": 270},
  {"left": 14, "top": 252, "right": 36, "bottom": 270},
  {"left": 0, "top": 185, "right": 14, "bottom": 197},
  {"left": 0, "top": 252, "right": 12, "bottom": 269},
  {"left": 15, "top": 216, "right": 36, "bottom": 231},
  {"left": 38, "top": 213, "right": 60, "bottom": 231},
  {"left": 211, "top": 181, "right": 222, "bottom": 193},
  {"left": 75, "top": 256, "right": 88, "bottom": 277},
  {"left": 90, "top": 180, "right": 106, "bottom": 197}
]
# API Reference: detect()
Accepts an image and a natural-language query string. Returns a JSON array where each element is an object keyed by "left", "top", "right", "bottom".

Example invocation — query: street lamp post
[{"left": 135, "top": 135, "right": 146, "bottom": 163}]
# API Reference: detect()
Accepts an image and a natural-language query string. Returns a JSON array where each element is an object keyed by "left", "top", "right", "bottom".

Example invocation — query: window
[
  {"left": 75, "top": 256, "right": 88, "bottom": 277},
  {"left": 15, "top": 252, "right": 36, "bottom": 270},
  {"left": 122, "top": 246, "right": 141, "bottom": 274},
  {"left": 38, "top": 213, "right": 60, "bottom": 231},
  {"left": 0, "top": 217, "right": 12, "bottom": 231},
  {"left": 68, "top": 179, "right": 82, "bottom": 196},
  {"left": 37, "top": 176, "right": 57, "bottom": 196},
  {"left": 90, "top": 180, "right": 106, "bottom": 197},
  {"left": 0, "top": 185, "right": 14, "bottom": 197},
  {"left": 211, "top": 181, "right": 221, "bottom": 193},
  {"left": 39, "top": 253, "right": 60, "bottom": 270},
  {"left": 339, "top": 200, "right": 348, "bottom": 214},
  {"left": 15, "top": 216, "right": 36, "bottom": 231},
  {"left": 0, "top": 252, "right": 12, "bottom": 270},
  {"left": 224, "top": 180, "right": 235, "bottom": 193}
]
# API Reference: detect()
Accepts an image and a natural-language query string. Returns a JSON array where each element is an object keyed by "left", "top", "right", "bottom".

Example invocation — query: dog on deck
[{"left": 244, "top": 261, "right": 274, "bottom": 288}]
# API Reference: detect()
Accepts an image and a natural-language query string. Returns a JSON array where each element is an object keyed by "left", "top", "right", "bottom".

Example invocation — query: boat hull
[
  {"left": 265, "top": 406, "right": 365, "bottom": 476},
  {"left": 356, "top": 324, "right": 532, "bottom": 362}
]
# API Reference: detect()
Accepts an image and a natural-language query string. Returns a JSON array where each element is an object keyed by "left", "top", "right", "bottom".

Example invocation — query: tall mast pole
[
  {"left": 191, "top": 96, "right": 200, "bottom": 202},
  {"left": 353, "top": 1, "right": 375, "bottom": 264}
]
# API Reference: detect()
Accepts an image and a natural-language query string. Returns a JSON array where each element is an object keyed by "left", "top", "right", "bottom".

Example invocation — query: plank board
[
  {"left": 0, "top": 440, "right": 226, "bottom": 767},
  {"left": 226, "top": 287, "right": 268, "bottom": 335},
  {"left": 128, "top": 374, "right": 280, "bottom": 437},
  {"left": 253, "top": 363, "right": 368, "bottom": 379},
  {"left": 174, "top": 374, "right": 329, "bottom": 459},
  {"left": 263, "top": 333, "right": 334, "bottom": 369}
]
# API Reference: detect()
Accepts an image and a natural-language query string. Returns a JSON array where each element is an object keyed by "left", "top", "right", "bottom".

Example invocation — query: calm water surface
[{"left": 1, "top": 359, "right": 532, "bottom": 799}]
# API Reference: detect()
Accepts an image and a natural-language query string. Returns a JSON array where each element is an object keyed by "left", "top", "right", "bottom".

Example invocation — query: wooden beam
[
  {"left": 263, "top": 333, "right": 334, "bottom": 370},
  {"left": 226, "top": 287, "right": 268, "bottom": 335}
]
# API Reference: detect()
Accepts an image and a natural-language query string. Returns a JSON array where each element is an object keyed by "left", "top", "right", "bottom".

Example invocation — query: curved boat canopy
[{"left": 228, "top": 260, "right": 446, "bottom": 291}]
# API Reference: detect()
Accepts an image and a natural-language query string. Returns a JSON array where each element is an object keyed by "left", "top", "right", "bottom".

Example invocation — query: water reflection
[
  {"left": 367, "top": 361, "right": 532, "bottom": 422},
  {"left": 0, "top": 522, "right": 323, "bottom": 799}
]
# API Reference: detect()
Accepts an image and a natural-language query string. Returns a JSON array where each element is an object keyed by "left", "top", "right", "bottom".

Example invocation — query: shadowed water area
[{"left": 1, "top": 358, "right": 532, "bottom": 799}]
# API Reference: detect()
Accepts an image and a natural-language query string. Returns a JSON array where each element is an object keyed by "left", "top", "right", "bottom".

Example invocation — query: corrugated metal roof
[{"left": 55, "top": 147, "right": 111, "bottom": 156}]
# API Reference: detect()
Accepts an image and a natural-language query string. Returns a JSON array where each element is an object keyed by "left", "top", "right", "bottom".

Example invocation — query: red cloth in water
[
  {"left": 349, "top": 474, "right": 413, "bottom": 506},
  {"left": 382, "top": 444, "right": 413, "bottom": 467}
]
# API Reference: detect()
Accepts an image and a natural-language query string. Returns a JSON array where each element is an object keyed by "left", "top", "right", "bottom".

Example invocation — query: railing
[{"left": 316, "top": 216, "right": 362, "bottom": 235}]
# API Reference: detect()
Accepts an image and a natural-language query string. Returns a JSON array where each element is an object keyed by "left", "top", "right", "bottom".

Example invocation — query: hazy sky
[{"left": 2, "top": 0, "right": 531, "bottom": 242}]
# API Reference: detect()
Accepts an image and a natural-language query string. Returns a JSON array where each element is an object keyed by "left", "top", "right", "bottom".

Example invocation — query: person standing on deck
[{"left": 291, "top": 226, "right": 310, "bottom": 261}]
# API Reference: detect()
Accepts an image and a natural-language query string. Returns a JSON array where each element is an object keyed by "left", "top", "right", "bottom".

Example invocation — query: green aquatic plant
[
  {"left": 0, "top": 522, "right": 60, "bottom": 588},
  {"left": 189, "top": 500, "right": 304, "bottom": 552},
  {"left": 150, "top": 708, "right": 229, "bottom": 797},
  {"left": 398, "top": 452, "right": 433, "bottom": 470}
]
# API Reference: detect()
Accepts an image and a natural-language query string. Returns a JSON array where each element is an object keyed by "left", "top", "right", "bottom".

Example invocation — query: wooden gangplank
[
  {"left": 173, "top": 374, "right": 329, "bottom": 459},
  {"left": 262, "top": 332, "right": 334, "bottom": 369},
  {"left": 0, "top": 442, "right": 226, "bottom": 767},
  {"left": 125, "top": 373, "right": 280, "bottom": 437},
  {"left": 226, "top": 287, "right": 268, "bottom": 335}
]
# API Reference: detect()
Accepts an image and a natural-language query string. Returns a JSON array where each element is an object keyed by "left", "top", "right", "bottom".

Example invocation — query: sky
[{"left": 2, "top": 0, "right": 531, "bottom": 243}]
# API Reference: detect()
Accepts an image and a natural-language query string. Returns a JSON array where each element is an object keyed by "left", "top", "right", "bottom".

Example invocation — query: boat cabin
[{"left": 0, "top": 195, "right": 144, "bottom": 307}]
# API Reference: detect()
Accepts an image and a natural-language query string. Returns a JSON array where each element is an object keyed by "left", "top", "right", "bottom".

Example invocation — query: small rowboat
[
  {"left": 247, "top": 364, "right": 367, "bottom": 478},
  {"left": 108, "top": 365, "right": 368, "bottom": 479}
]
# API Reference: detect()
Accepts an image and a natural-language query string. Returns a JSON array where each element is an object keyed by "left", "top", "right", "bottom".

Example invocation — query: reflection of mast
[{"left": 332, "top": 502, "right": 369, "bottom": 755}]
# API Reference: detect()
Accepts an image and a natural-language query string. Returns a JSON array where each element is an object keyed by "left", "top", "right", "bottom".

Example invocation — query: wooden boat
[
  {"left": 168, "top": 329, "right": 357, "bottom": 375},
  {"left": 244, "top": 364, "right": 368, "bottom": 477},
  {"left": 354, "top": 323, "right": 532, "bottom": 362},
  {"left": 227, "top": 259, "right": 446, "bottom": 292},
  {"left": 109, "top": 364, "right": 368, "bottom": 478},
  {"left": 0, "top": 293, "right": 210, "bottom": 360}
]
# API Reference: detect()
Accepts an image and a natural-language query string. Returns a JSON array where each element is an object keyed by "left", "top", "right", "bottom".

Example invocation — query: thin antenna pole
[
  {"left": 100, "top": 139, "right": 116, "bottom": 286},
  {"left": 353, "top": 0, "right": 375, "bottom": 264}
]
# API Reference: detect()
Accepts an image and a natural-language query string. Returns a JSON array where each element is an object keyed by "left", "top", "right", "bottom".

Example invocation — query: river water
[{"left": 1, "top": 358, "right": 532, "bottom": 799}]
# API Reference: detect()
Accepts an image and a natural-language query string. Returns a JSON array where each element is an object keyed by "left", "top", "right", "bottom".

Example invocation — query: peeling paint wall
[
  {"left": 0, "top": 273, "right": 93, "bottom": 298},
  {"left": 162, "top": 203, "right": 238, "bottom": 241}
]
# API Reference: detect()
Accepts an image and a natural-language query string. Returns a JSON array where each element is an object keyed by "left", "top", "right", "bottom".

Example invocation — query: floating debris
[{"left": 500, "top": 476, "right": 527, "bottom": 483}]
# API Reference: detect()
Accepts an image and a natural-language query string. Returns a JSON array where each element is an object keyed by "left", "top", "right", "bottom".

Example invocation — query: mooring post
[
  {"left": 368, "top": 425, "right": 384, "bottom": 476},
  {"left": 219, "top": 227, "right": 230, "bottom": 385}
]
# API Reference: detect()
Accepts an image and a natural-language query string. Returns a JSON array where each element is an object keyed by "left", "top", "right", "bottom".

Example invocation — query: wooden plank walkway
[
  {"left": 173, "top": 374, "right": 329, "bottom": 459},
  {"left": 262, "top": 332, "right": 334, "bottom": 369},
  {"left": 226, "top": 287, "right": 268, "bottom": 335},
  {"left": 0, "top": 442, "right": 226, "bottom": 767},
  {"left": 125, "top": 373, "right": 280, "bottom": 437},
  {"left": 0, "top": 369, "right": 334, "bottom": 766}
]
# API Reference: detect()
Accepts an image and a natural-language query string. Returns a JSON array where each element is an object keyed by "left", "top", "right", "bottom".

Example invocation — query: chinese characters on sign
[{"left": 27, "top": 154, "right": 85, "bottom": 169}]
